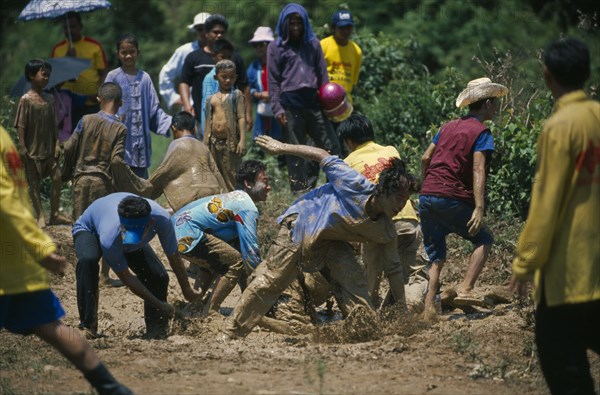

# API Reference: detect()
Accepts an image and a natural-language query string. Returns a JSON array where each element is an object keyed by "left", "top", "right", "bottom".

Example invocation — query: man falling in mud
[
  {"left": 224, "top": 135, "right": 419, "bottom": 339},
  {"left": 170, "top": 160, "right": 270, "bottom": 316}
]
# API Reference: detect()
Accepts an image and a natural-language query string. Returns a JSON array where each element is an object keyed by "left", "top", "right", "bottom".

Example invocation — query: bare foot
[
  {"left": 422, "top": 306, "right": 438, "bottom": 323},
  {"left": 37, "top": 217, "right": 46, "bottom": 228}
]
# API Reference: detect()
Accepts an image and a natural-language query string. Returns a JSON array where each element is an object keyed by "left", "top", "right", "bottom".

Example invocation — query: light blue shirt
[
  {"left": 158, "top": 41, "right": 200, "bottom": 107},
  {"left": 72, "top": 192, "right": 177, "bottom": 272},
  {"left": 171, "top": 190, "right": 261, "bottom": 268}
]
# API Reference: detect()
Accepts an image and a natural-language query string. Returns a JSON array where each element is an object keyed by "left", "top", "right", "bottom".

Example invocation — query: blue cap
[
  {"left": 331, "top": 10, "right": 354, "bottom": 27},
  {"left": 119, "top": 215, "right": 151, "bottom": 245}
]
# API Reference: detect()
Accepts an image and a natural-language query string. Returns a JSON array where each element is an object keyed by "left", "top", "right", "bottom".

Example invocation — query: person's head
[
  {"left": 331, "top": 10, "right": 354, "bottom": 44},
  {"left": 248, "top": 26, "right": 274, "bottom": 60},
  {"left": 373, "top": 158, "right": 420, "bottom": 218},
  {"left": 25, "top": 59, "right": 52, "bottom": 89},
  {"left": 276, "top": 3, "right": 314, "bottom": 44},
  {"left": 118, "top": 196, "right": 152, "bottom": 245},
  {"left": 543, "top": 38, "right": 590, "bottom": 94},
  {"left": 116, "top": 33, "right": 140, "bottom": 70},
  {"left": 170, "top": 111, "right": 196, "bottom": 138},
  {"left": 188, "top": 12, "right": 211, "bottom": 44},
  {"left": 214, "top": 59, "right": 237, "bottom": 93},
  {"left": 455, "top": 77, "right": 508, "bottom": 121},
  {"left": 236, "top": 160, "right": 271, "bottom": 202},
  {"left": 63, "top": 12, "right": 82, "bottom": 41},
  {"left": 97, "top": 82, "right": 122, "bottom": 104},
  {"left": 204, "top": 14, "right": 228, "bottom": 48},
  {"left": 287, "top": 13, "right": 304, "bottom": 41},
  {"left": 211, "top": 39, "right": 234, "bottom": 62},
  {"left": 338, "top": 113, "right": 375, "bottom": 151}
]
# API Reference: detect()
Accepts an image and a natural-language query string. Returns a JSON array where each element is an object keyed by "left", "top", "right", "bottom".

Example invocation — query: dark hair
[
  {"left": 544, "top": 37, "right": 590, "bottom": 88},
  {"left": 212, "top": 38, "right": 234, "bottom": 55},
  {"left": 338, "top": 113, "right": 375, "bottom": 145},
  {"left": 65, "top": 11, "right": 82, "bottom": 26},
  {"left": 24, "top": 59, "right": 52, "bottom": 81},
  {"left": 205, "top": 14, "right": 228, "bottom": 33},
  {"left": 98, "top": 82, "right": 122, "bottom": 101},
  {"left": 236, "top": 160, "right": 267, "bottom": 190},
  {"left": 116, "top": 33, "right": 139, "bottom": 51},
  {"left": 375, "top": 158, "right": 420, "bottom": 198},
  {"left": 468, "top": 97, "right": 495, "bottom": 112},
  {"left": 171, "top": 111, "right": 195, "bottom": 132},
  {"left": 118, "top": 196, "right": 151, "bottom": 218}
]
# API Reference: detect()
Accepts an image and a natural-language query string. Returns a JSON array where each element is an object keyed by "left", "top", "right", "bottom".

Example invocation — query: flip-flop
[{"left": 453, "top": 292, "right": 494, "bottom": 308}]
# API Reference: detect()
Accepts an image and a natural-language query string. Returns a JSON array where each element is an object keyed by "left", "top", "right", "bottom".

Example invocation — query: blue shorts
[
  {"left": 0, "top": 290, "right": 65, "bottom": 335},
  {"left": 419, "top": 195, "right": 494, "bottom": 262}
]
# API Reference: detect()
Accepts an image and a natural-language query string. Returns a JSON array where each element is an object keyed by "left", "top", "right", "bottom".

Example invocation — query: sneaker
[{"left": 80, "top": 327, "right": 106, "bottom": 340}]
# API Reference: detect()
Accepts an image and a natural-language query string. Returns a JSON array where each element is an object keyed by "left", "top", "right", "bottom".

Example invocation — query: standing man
[
  {"left": 419, "top": 77, "right": 508, "bottom": 320},
  {"left": 268, "top": 3, "right": 341, "bottom": 193},
  {"left": 50, "top": 12, "right": 107, "bottom": 131},
  {"left": 179, "top": 14, "right": 252, "bottom": 136},
  {"left": 73, "top": 193, "right": 201, "bottom": 339},
  {"left": 225, "top": 135, "right": 418, "bottom": 339},
  {"left": 159, "top": 12, "right": 211, "bottom": 110},
  {"left": 511, "top": 38, "right": 599, "bottom": 395},
  {"left": 321, "top": 10, "right": 362, "bottom": 105}
]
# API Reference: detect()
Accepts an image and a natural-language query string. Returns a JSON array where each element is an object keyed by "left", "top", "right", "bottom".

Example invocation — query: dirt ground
[{"left": 1, "top": 225, "right": 598, "bottom": 395}]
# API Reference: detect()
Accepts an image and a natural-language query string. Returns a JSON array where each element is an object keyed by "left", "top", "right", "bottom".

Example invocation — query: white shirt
[{"left": 158, "top": 40, "right": 200, "bottom": 107}]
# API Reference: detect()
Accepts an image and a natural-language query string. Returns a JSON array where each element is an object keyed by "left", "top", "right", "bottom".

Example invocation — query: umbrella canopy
[
  {"left": 11, "top": 57, "right": 91, "bottom": 97},
  {"left": 17, "top": 0, "right": 112, "bottom": 21}
]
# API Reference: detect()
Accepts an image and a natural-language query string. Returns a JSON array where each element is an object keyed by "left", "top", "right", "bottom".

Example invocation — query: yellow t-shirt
[
  {"left": 50, "top": 36, "right": 107, "bottom": 105},
  {"left": 320, "top": 36, "right": 362, "bottom": 103},
  {"left": 344, "top": 141, "right": 418, "bottom": 221},
  {"left": 513, "top": 91, "right": 600, "bottom": 306},
  {"left": 0, "top": 126, "right": 55, "bottom": 296}
]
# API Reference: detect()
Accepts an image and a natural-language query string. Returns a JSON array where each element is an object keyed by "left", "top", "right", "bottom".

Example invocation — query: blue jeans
[{"left": 419, "top": 195, "right": 493, "bottom": 262}]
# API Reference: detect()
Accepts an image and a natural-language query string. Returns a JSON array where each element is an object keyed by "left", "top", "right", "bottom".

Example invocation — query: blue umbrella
[
  {"left": 17, "top": 0, "right": 112, "bottom": 44},
  {"left": 11, "top": 57, "right": 91, "bottom": 97}
]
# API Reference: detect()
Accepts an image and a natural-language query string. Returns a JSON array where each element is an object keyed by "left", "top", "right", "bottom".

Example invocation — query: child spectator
[
  {"left": 105, "top": 34, "right": 171, "bottom": 179},
  {"left": 0, "top": 125, "right": 132, "bottom": 395},
  {"left": 200, "top": 38, "right": 235, "bottom": 135},
  {"left": 14, "top": 59, "right": 70, "bottom": 227},
  {"left": 203, "top": 60, "right": 247, "bottom": 191},
  {"left": 51, "top": 82, "right": 88, "bottom": 143},
  {"left": 247, "top": 26, "right": 281, "bottom": 141},
  {"left": 62, "top": 82, "right": 151, "bottom": 287}
]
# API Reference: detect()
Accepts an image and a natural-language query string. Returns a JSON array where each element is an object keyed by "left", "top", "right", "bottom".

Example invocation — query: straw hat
[
  {"left": 455, "top": 78, "right": 508, "bottom": 108},
  {"left": 248, "top": 27, "right": 275, "bottom": 43},
  {"left": 187, "top": 12, "right": 211, "bottom": 31}
]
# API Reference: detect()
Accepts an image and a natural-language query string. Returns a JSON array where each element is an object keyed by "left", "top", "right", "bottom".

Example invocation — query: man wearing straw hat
[{"left": 419, "top": 77, "right": 508, "bottom": 320}]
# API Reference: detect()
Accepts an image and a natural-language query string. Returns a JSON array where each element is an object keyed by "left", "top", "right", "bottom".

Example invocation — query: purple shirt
[{"left": 267, "top": 38, "right": 328, "bottom": 117}]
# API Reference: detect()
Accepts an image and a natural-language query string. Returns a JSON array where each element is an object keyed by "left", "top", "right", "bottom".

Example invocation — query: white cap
[{"left": 187, "top": 12, "right": 211, "bottom": 31}]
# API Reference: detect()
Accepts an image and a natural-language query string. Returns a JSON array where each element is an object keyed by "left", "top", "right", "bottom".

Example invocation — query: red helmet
[{"left": 318, "top": 82, "right": 353, "bottom": 122}]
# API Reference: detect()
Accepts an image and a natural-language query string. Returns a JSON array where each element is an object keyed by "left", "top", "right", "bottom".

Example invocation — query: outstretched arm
[{"left": 255, "top": 135, "right": 329, "bottom": 163}]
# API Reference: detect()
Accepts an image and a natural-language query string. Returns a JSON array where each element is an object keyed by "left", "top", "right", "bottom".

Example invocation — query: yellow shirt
[
  {"left": 513, "top": 91, "right": 600, "bottom": 306},
  {"left": 50, "top": 36, "right": 107, "bottom": 105},
  {"left": 0, "top": 126, "right": 55, "bottom": 295},
  {"left": 320, "top": 36, "right": 362, "bottom": 103},
  {"left": 344, "top": 141, "right": 418, "bottom": 221}
]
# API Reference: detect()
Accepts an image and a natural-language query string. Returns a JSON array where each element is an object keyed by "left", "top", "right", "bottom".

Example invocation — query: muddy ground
[{"left": 1, "top": 224, "right": 598, "bottom": 395}]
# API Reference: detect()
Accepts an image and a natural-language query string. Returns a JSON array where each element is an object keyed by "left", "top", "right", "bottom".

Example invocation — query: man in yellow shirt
[
  {"left": 511, "top": 38, "right": 600, "bottom": 395},
  {"left": 50, "top": 12, "right": 107, "bottom": 131},
  {"left": 341, "top": 113, "right": 429, "bottom": 312},
  {"left": 0, "top": 125, "right": 131, "bottom": 395}
]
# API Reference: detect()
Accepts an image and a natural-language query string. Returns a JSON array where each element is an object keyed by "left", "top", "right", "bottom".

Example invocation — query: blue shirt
[
  {"left": 278, "top": 156, "right": 397, "bottom": 262},
  {"left": 72, "top": 192, "right": 177, "bottom": 272},
  {"left": 171, "top": 190, "right": 261, "bottom": 268}
]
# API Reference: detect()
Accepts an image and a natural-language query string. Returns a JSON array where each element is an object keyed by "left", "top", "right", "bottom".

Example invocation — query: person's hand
[
  {"left": 246, "top": 114, "right": 254, "bottom": 132},
  {"left": 262, "top": 91, "right": 270, "bottom": 102},
  {"left": 159, "top": 301, "right": 175, "bottom": 318},
  {"left": 173, "top": 97, "right": 183, "bottom": 107},
  {"left": 509, "top": 275, "right": 529, "bottom": 298},
  {"left": 236, "top": 141, "right": 247, "bottom": 156},
  {"left": 276, "top": 113, "right": 287, "bottom": 127},
  {"left": 467, "top": 207, "right": 484, "bottom": 236},
  {"left": 182, "top": 287, "right": 202, "bottom": 303},
  {"left": 18, "top": 146, "right": 28, "bottom": 158},
  {"left": 184, "top": 104, "right": 195, "bottom": 117},
  {"left": 255, "top": 135, "right": 285, "bottom": 156},
  {"left": 39, "top": 253, "right": 68, "bottom": 276}
]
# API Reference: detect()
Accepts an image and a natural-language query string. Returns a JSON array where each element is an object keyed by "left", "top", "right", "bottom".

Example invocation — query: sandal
[{"left": 453, "top": 291, "right": 494, "bottom": 308}]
